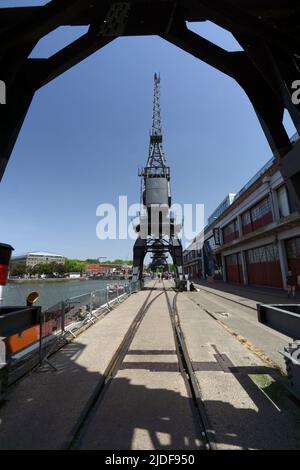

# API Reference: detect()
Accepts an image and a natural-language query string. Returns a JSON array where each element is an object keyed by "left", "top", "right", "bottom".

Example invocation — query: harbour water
[{"left": 2, "top": 279, "right": 129, "bottom": 310}]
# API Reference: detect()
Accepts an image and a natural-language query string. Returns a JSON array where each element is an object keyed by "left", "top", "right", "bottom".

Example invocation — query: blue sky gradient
[{"left": 0, "top": 2, "right": 296, "bottom": 259}]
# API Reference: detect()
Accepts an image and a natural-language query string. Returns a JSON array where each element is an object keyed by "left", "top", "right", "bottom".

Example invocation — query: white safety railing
[{"left": 7, "top": 280, "right": 144, "bottom": 375}]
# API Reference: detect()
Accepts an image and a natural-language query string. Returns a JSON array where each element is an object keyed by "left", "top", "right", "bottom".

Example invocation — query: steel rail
[
  {"left": 65, "top": 281, "right": 217, "bottom": 450},
  {"left": 163, "top": 282, "right": 217, "bottom": 450},
  {"left": 65, "top": 282, "right": 165, "bottom": 450}
]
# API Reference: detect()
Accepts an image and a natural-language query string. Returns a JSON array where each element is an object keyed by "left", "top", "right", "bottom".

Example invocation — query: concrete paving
[
  {"left": 78, "top": 287, "right": 203, "bottom": 450},
  {"left": 190, "top": 283, "right": 294, "bottom": 371},
  {"left": 195, "top": 280, "right": 300, "bottom": 309},
  {"left": 177, "top": 294, "right": 300, "bottom": 450},
  {"left": 0, "top": 289, "right": 152, "bottom": 449},
  {"left": 0, "top": 283, "right": 299, "bottom": 450}
]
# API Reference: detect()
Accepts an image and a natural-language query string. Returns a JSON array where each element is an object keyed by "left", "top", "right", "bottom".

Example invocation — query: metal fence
[{"left": 8, "top": 280, "right": 143, "bottom": 376}]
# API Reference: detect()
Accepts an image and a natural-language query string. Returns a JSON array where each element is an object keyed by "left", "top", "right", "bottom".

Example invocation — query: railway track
[
  {"left": 163, "top": 284, "right": 216, "bottom": 450},
  {"left": 64, "top": 281, "right": 214, "bottom": 450}
]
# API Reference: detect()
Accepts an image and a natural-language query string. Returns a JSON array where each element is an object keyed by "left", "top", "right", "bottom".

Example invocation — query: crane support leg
[
  {"left": 169, "top": 237, "right": 186, "bottom": 290},
  {"left": 132, "top": 237, "right": 147, "bottom": 285}
]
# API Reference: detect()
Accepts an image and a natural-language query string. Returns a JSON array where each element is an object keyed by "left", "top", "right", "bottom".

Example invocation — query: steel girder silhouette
[{"left": 1, "top": 1, "right": 300, "bottom": 207}]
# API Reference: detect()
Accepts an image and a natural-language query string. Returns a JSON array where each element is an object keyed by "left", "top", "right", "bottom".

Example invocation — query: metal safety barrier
[
  {"left": 282, "top": 341, "right": 300, "bottom": 401},
  {"left": 257, "top": 303, "right": 300, "bottom": 402},
  {"left": 6, "top": 281, "right": 143, "bottom": 377},
  {"left": 257, "top": 304, "right": 300, "bottom": 339},
  {"left": 0, "top": 305, "right": 41, "bottom": 400}
]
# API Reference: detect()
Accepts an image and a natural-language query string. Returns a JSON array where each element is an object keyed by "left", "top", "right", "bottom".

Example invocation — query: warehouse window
[
  {"left": 242, "top": 196, "right": 273, "bottom": 234},
  {"left": 251, "top": 197, "right": 272, "bottom": 221},
  {"left": 223, "top": 219, "right": 239, "bottom": 244},
  {"left": 242, "top": 211, "right": 251, "bottom": 226},
  {"left": 286, "top": 237, "right": 300, "bottom": 258},
  {"left": 247, "top": 244, "right": 279, "bottom": 264},
  {"left": 226, "top": 254, "right": 240, "bottom": 266}
]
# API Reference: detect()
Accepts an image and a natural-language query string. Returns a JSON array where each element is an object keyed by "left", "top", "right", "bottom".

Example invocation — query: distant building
[
  {"left": 86, "top": 263, "right": 131, "bottom": 277},
  {"left": 86, "top": 264, "right": 110, "bottom": 276},
  {"left": 10, "top": 251, "right": 65, "bottom": 268}
]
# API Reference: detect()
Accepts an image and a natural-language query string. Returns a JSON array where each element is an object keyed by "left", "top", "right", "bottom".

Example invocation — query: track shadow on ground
[{"left": 0, "top": 340, "right": 299, "bottom": 450}]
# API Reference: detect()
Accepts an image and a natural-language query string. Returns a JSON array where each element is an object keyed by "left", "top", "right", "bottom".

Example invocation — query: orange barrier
[{"left": 5, "top": 326, "right": 39, "bottom": 353}]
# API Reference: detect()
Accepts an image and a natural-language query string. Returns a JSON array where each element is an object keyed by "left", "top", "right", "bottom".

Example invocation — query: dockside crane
[{"left": 132, "top": 74, "right": 185, "bottom": 289}]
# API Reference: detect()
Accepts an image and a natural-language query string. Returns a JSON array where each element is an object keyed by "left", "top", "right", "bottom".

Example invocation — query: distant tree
[
  {"left": 10, "top": 262, "right": 27, "bottom": 277},
  {"left": 106, "top": 259, "right": 133, "bottom": 266},
  {"left": 27, "top": 262, "right": 66, "bottom": 277},
  {"left": 36, "top": 263, "right": 52, "bottom": 276},
  {"left": 29, "top": 265, "right": 38, "bottom": 276},
  {"left": 54, "top": 262, "right": 66, "bottom": 275},
  {"left": 65, "top": 259, "right": 86, "bottom": 273}
]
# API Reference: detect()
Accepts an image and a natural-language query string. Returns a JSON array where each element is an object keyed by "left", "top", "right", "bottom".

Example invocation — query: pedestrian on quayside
[{"left": 286, "top": 269, "right": 297, "bottom": 298}]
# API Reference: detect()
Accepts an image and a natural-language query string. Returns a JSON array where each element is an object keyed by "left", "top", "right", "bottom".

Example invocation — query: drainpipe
[
  {"left": 277, "top": 238, "right": 289, "bottom": 289},
  {"left": 221, "top": 255, "right": 227, "bottom": 282},
  {"left": 237, "top": 215, "right": 243, "bottom": 239},
  {"left": 240, "top": 251, "right": 248, "bottom": 285},
  {"left": 262, "top": 176, "right": 277, "bottom": 221}
]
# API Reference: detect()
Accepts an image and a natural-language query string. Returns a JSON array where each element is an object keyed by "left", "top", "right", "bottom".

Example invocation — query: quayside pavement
[
  {"left": 190, "top": 281, "right": 297, "bottom": 371},
  {"left": 0, "top": 281, "right": 299, "bottom": 450}
]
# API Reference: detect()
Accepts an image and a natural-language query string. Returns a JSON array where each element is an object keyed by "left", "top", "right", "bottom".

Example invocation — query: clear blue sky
[{"left": 0, "top": 1, "right": 296, "bottom": 260}]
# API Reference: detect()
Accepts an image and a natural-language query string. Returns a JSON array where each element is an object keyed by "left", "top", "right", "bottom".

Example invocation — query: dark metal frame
[
  {"left": 1, "top": 1, "right": 300, "bottom": 207},
  {"left": 0, "top": 305, "right": 41, "bottom": 337},
  {"left": 257, "top": 303, "right": 300, "bottom": 339},
  {"left": 0, "top": 305, "right": 41, "bottom": 399}
]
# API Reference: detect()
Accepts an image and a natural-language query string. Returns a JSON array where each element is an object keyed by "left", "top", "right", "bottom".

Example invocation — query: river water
[{"left": 2, "top": 279, "right": 129, "bottom": 310}]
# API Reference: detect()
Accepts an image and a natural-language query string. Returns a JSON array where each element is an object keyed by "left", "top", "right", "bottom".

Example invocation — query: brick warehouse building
[
  {"left": 184, "top": 135, "right": 300, "bottom": 289},
  {"left": 85, "top": 264, "right": 131, "bottom": 277}
]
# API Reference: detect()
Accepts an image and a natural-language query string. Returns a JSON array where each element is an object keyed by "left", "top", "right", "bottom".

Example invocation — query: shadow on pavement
[
  {"left": 0, "top": 340, "right": 299, "bottom": 450},
  {"left": 195, "top": 280, "right": 300, "bottom": 305}
]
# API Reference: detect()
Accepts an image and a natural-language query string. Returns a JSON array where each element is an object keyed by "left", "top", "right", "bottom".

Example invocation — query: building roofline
[
  {"left": 204, "top": 132, "right": 299, "bottom": 235},
  {"left": 12, "top": 251, "right": 65, "bottom": 259}
]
